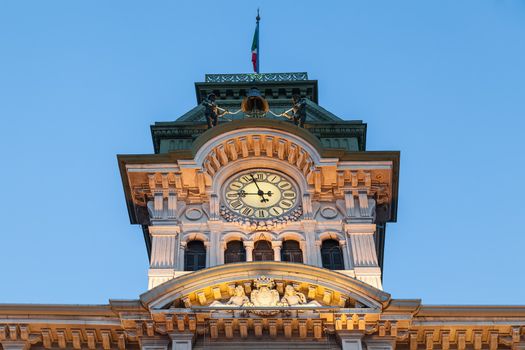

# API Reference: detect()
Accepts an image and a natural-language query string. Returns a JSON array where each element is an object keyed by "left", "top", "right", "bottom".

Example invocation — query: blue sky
[{"left": 0, "top": 0, "right": 524, "bottom": 305}]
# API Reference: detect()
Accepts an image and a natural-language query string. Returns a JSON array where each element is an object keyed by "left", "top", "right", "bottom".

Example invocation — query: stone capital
[
  {"left": 243, "top": 240, "right": 254, "bottom": 248},
  {"left": 271, "top": 241, "right": 282, "bottom": 248}
]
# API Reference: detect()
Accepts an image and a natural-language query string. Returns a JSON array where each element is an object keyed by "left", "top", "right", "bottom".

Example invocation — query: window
[
  {"left": 281, "top": 240, "right": 303, "bottom": 263},
  {"left": 184, "top": 240, "right": 206, "bottom": 271},
  {"left": 321, "top": 239, "right": 344, "bottom": 270},
  {"left": 224, "top": 240, "right": 246, "bottom": 264},
  {"left": 253, "top": 240, "right": 274, "bottom": 261}
]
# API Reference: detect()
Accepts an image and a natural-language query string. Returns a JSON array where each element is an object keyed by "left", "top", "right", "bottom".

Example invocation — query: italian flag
[{"left": 251, "top": 19, "right": 259, "bottom": 73}]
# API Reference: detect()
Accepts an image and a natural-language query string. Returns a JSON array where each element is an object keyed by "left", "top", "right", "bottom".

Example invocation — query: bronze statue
[
  {"left": 202, "top": 93, "right": 231, "bottom": 129},
  {"left": 279, "top": 95, "right": 307, "bottom": 127}
]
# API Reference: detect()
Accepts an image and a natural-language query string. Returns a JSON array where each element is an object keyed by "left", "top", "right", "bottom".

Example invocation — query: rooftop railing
[{"left": 205, "top": 72, "right": 309, "bottom": 83}]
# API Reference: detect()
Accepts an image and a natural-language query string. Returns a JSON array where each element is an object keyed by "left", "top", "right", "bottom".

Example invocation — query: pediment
[{"left": 140, "top": 262, "right": 390, "bottom": 311}]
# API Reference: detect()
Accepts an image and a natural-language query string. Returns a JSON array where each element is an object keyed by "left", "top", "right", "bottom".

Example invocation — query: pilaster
[
  {"left": 302, "top": 219, "right": 317, "bottom": 265},
  {"left": 148, "top": 225, "right": 181, "bottom": 290},
  {"left": 169, "top": 333, "right": 194, "bottom": 350},
  {"left": 140, "top": 337, "right": 170, "bottom": 350},
  {"left": 0, "top": 341, "right": 30, "bottom": 350},
  {"left": 337, "top": 331, "right": 364, "bottom": 350},
  {"left": 345, "top": 224, "right": 382, "bottom": 289},
  {"left": 149, "top": 226, "right": 180, "bottom": 269},
  {"left": 207, "top": 220, "right": 224, "bottom": 266}
]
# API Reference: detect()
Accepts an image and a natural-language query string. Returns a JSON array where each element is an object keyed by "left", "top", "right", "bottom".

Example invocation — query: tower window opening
[
  {"left": 281, "top": 240, "right": 303, "bottom": 263},
  {"left": 253, "top": 240, "right": 274, "bottom": 261},
  {"left": 184, "top": 240, "right": 206, "bottom": 271},
  {"left": 321, "top": 239, "right": 344, "bottom": 270},
  {"left": 224, "top": 240, "right": 246, "bottom": 264}
]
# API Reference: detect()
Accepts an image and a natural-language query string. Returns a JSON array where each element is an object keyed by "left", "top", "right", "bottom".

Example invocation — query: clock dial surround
[{"left": 223, "top": 170, "right": 299, "bottom": 220}]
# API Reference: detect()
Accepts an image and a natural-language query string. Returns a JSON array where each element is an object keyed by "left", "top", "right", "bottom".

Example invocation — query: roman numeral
[
  {"left": 230, "top": 200, "right": 243, "bottom": 209},
  {"left": 280, "top": 200, "right": 292, "bottom": 208},
  {"left": 242, "top": 207, "right": 253, "bottom": 216}
]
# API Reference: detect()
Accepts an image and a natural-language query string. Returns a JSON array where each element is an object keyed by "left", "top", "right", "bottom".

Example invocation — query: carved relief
[{"left": 207, "top": 276, "right": 323, "bottom": 316}]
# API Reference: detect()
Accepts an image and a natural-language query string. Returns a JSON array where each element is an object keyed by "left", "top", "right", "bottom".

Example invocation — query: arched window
[
  {"left": 224, "top": 240, "right": 246, "bottom": 264},
  {"left": 184, "top": 240, "right": 206, "bottom": 271},
  {"left": 253, "top": 240, "right": 274, "bottom": 261},
  {"left": 281, "top": 240, "right": 303, "bottom": 263},
  {"left": 321, "top": 239, "right": 344, "bottom": 270}
]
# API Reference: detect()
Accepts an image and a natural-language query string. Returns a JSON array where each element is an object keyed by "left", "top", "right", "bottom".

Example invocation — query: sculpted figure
[
  {"left": 281, "top": 285, "right": 322, "bottom": 307},
  {"left": 280, "top": 94, "right": 307, "bottom": 127},
  {"left": 210, "top": 285, "right": 249, "bottom": 307},
  {"left": 227, "top": 285, "right": 250, "bottom": 306},
  {"left": 202, "top": 93, "right": 230, "bottom": 129}
]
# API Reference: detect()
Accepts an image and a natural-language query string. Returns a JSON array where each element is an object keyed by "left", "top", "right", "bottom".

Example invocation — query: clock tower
[
  {"left": 1, "top": 72, "right": 522, "bottom": 350},
  {"left": 118, "top": 72, "right": 399, "bottom": 291}
]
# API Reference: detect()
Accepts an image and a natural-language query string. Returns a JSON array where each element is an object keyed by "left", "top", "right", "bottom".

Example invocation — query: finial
[{"left": 256, "top": 8, "right": 260, "bottom": 22}]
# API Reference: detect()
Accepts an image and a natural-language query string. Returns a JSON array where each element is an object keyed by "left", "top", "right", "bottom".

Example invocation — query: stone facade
[{"left": 1, "top": 73, "right": 524, "bottom": 350}]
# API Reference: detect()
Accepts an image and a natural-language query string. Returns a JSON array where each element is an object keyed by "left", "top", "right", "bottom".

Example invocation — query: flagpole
[{"left": 256, "top": 9, "right": 260, "bottom": 74}]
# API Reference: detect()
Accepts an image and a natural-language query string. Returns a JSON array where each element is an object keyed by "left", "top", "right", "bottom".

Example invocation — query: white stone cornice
[
  {"left": 126, "top": 164, "right": 181, "bottom": 172},
  {"left": 337, "top": 161, "right": 393, "bottom": 170},
  {"left": 148, "top": 225, "right": 181, "bottom": 235},
  {"left": 345, "top": 224, "right": 376, "bottom": 234}
]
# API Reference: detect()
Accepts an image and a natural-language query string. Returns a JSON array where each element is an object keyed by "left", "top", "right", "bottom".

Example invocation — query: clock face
[{"left": 224, "top": 170, "right": 299, "bottom": 220}]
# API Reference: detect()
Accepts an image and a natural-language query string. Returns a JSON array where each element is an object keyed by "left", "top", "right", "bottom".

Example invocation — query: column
[
  {"left": 339, "top": 239, "right": 351, "bottom": 270},
  {"left": 337, "top": 331, "right": 364, "bottom": 350},
  {"left": 272, "top": 241, "right": 282, "bottom": 261},
  {"left": 300, "top": 240, "right": 307, "bottom": 264},
  {"left": 169, "top": 333, "right": 194, "bottom": 350},
  {"left": 140, "top": 338, "right": 170, "bottom": 350},
  {"left": 203, "top": 241, "right": 211, "bottom": 268},
  {"left": 315, "top": 240, "right": 323, "bottom": 268},
  {"left": 244, "top": 241, "right": 254, "bottom": 261},
  {"left": 178, "top": 241, "right": 187, "bottom": 270},
  {"left": 218, "top": 241, "right": 226, "bottom": 265}
]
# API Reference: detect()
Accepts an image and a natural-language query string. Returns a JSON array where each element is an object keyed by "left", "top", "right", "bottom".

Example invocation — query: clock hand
[
  {"left": 249, "top": 174, "right": 269, "bottom": 202},
  {"left": 238, "top": 191, "right": 273, "bottom": 196}
]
